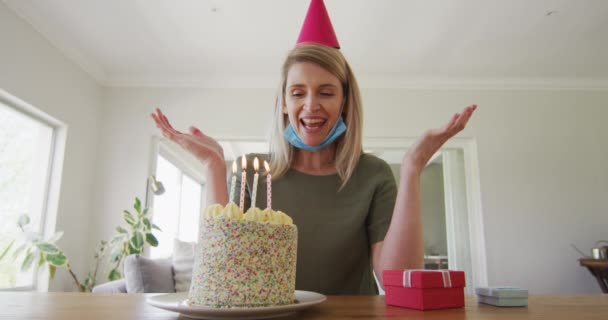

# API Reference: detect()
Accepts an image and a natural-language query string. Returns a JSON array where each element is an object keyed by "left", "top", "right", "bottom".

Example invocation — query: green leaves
[
  {"left": 38, "top": 252, "right": 45, "bottom": 267},
  {"left": 108, "top": 269, "right": 121, "bottom": 281},
  {"left": 130, "top": 231, "right": 144, "bottom": 250},
  {"left": 128, "top": 245, "right": 139, "bottom": 255},
  {"left": 20, "top": 251, "right": 35, "bottom": 272},
  {"left": 12, "top": 243, "right": 27, "bottom": 260},
  {"left": 134, "top": 197, "right": 142, "bottom": 214},
  {"left": 0, "top": 240, "right": 14, "bottom": 261},
  {"left": 84, "top": 274, "right": 94, "bottom": 290},
  {"left": 142, "top": 218, "right": 151, "bottom": 231},
  {"left": 123, "top": 210, "right": 136, "bottom": 226},
  {"left": 110, "top": 251, "right": 122, "bottom": 263},
  {"left": 36, "top": 242, "right": 60, "bottom": 253},
  {"left": 5, "top": 197, "right": 164, "bottom": 288},
  {"left": 145, "top": 233, "right": 158, "bottom": 247},
  {"left": 46, "top": 252, "right": 67, "bottom": 266},
  {"left": 49, "top": 265, "right": 56, "bottom": 280}
]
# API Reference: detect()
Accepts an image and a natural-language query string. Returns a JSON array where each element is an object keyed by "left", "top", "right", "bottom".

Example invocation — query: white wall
[
  {"left": 97, "top": 87, "right": 608, "bottom": 294},
  {"left": 0, "top": 3, "right": 102, "bottom": 291},
  {"left": 363, "top": 89, "right": 608, "bottom": 294}
]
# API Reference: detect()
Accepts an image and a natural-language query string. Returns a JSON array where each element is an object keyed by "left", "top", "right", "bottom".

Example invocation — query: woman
[{"left": 151, "top": 43, "right": 476, "bottom": 295}]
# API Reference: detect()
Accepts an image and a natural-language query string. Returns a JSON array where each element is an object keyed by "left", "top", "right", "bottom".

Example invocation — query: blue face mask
[{"left": 283, "top": 117, "right": 347, "bottom": 152}]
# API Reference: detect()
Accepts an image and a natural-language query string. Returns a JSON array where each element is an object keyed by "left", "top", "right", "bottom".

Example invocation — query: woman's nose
[{"left": 303, "top": 95, "right": 320, "bottom": 112}]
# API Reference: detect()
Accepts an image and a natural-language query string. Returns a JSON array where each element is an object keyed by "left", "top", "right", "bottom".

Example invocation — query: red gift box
[{"left": 383, "top": 269, "right": 466, "bottom": 310}]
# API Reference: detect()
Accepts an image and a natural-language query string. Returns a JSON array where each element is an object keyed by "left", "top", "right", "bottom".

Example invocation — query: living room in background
[{"left": 0, "top": 90, "right": 64, "bottom": 291}]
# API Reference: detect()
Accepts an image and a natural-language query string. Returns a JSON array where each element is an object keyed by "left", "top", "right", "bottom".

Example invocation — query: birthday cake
[{"left": 187, "top": 202, "right": 298, "bottom": 308}]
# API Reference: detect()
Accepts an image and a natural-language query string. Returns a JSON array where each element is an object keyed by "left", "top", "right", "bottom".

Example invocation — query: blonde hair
[{"left": 269, "top": 44, "right": 363, "bottom": 189}]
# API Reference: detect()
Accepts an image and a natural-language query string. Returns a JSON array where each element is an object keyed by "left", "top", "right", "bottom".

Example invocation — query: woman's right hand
[{"left": 150, "top": 108, "right": 225, "bottom": 169}]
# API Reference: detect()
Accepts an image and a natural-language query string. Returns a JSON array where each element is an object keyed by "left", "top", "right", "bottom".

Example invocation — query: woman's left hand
[{"left": 402, "top": 104, "right": 477, "bottom": 175}]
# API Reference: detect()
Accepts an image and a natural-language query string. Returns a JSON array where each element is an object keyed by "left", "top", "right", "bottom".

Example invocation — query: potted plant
[{"left": 0, "top": 197, "right": 160, "bottom": 292}]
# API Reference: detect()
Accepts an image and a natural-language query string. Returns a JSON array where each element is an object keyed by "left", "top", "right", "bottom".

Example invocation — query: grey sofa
[{"left": 92, "top": 254, "right": 175, "bottom": 293}]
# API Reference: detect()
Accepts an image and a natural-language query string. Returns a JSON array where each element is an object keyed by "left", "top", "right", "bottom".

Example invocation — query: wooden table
[
  {"left": 580, "top": 258, "right": 608, "bottom": 293},
  {"left": 1, "top": 293, "right": 608, "bottom": 319}
]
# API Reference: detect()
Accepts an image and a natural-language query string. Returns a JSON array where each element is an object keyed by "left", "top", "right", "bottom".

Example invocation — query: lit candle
[
  {"left": 251, "top": 157, "right": 259, "bottom": 209},
  {"left": 264, "top": 160, "right": 272, "bottom": 209},
  {"left": 239, "top": 155, "right": 247, "bottom": 211},
  {"left": 229, "top": 160, "right": 237, "bottom": 203}
]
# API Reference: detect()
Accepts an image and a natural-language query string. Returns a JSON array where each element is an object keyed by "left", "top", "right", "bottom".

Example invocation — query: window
[
  {"left": 146, "top": 138, "right": 269, "bottom": 259},
  {"left": 0, "top": 93, "right": 58, "bottom": 290},
  {"left": 148, "top": 154, "right": 204, "bottom": 259}
]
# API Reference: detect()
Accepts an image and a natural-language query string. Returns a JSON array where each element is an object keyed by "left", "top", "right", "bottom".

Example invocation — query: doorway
[{"left": 365, "top": 137, "right": 487, "bottom": 294}]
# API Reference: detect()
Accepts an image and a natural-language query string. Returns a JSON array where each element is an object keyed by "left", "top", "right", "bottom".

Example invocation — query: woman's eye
[
  {"left": 320, "top": 92, "right": 334, "bottom": 96},
  {"left": 291, "top": 91, "right": 304, "bottom": 97}
]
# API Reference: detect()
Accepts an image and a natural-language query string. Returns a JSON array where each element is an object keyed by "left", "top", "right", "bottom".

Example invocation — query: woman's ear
[{"left": 282, "top": 105, "right": 288, "bottom": 114}]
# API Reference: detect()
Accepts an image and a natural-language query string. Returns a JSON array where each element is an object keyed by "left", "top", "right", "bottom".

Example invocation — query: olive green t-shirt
[{"left": 234, "top": 153, "right": 397, "bottom": 295}]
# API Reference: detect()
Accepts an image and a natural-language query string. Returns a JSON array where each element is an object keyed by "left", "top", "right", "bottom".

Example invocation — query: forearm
[
  {"left": 205, "top": 161, "right": 229, "bottom": 207},
  {"left": 378, "top": 168, "right": 425, "bottom": 273}
]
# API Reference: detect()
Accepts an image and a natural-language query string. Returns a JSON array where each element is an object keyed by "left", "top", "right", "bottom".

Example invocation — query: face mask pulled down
[{"left": 283, "top": 117, "right": 347, "bottom": 152}]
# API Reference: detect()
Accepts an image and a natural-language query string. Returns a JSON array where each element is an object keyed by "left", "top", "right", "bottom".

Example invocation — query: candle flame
[
  {"left": 241, "top": 154, "right": 247, "bottom": 169},
  {"left": 232, "top": 160, "right": 237, "bottom": 174},
  {"left": 264, "top": 160, "right": 270, "bottom": 172},
  {"left": 253, "top": 157, "right": 259, "bottom": 172}
]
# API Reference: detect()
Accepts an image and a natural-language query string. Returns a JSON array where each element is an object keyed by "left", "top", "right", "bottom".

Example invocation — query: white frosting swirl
[
  {"left": 222, "top": 202, "right": 243, "bottom": 220},
  {"left": 202, "top": 202, "right": 293, "bottom": 225},
  {"left": 203, "top": 204, "right": 223, "bottom": 220}
]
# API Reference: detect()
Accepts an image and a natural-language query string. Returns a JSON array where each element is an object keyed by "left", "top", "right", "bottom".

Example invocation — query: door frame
[{"left": 363, "top": 136, "right": 488, "bottom": 289}]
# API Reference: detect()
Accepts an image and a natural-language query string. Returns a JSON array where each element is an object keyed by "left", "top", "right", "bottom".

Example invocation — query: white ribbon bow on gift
[{"left": 402, "top": 269, "right": 452, "bottom": 288}]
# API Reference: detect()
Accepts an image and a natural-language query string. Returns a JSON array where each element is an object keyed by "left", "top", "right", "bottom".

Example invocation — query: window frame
[
  {"left": 146, "top": 137, "right": 206, "bottom": 257},
  {"left": 0, "top": 90, "right": 66, "bottom": 292}
]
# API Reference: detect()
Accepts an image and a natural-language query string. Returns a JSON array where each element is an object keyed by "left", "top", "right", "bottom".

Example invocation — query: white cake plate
[{"left": 146, "top": 290, "right": 326, "bottom": 319}]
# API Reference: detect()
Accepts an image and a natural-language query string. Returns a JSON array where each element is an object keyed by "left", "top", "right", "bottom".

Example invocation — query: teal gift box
[{"left": 475, "top": 286, "right": 528, "bottom": 307}]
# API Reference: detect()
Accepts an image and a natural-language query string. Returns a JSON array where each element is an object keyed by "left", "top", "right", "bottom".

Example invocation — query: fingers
[
  {"left": 157, "top": 109, "right": 173, "bottom": 130},
  {"left": 456, "top": 104, "right": 476, "bottom": 129},
  {"left": 151, "top": 112, "right": 168, "bottom": 134},
  {"left": 150, "top": 108, "right": 162, "bottom": 124},
  {"left": 452, "top": 104, "right": 476, "bottom": 128},
  {"left": 151, "top": 108, "right": 182, "bottom": 140},
  {"left": 150, "top": 109, "right": 222, "bottom": 159},
  {"left": 151, "top": 108, "right": 167, "bottom": 129},
  {"left": 152, "top": 108, "right": 173, "bottom": 131},
  {"left": 151, "top": 108, "right": 165, "bottom": 126},
  {"left": 441, "top": 113, "right": 459, "bottom": 134},
  {"left": 189, "top": 126, "right": 205, "bottom": 138},
  {"left": 439, "top": 104, "right": 477, "bottom": 138}
]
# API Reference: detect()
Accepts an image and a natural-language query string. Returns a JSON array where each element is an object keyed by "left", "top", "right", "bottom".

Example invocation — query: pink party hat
[{"left": 296, "top": 0, "right": 340, "bottom": 49}]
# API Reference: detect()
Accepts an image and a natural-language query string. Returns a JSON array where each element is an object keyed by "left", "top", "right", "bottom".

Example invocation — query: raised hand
[
  {"left": 402, "top": 104, "right": 477, "bottom": 175},
  {"left": 150, "top": 108, "right": 225, "bottom": 169}
]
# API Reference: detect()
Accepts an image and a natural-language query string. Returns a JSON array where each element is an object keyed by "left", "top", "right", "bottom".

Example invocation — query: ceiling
[{"left": 4, "top": 0, "right": 608, "bottom": 89}]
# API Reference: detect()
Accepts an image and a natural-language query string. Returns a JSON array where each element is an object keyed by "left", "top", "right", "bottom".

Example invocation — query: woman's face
[{"left": 283, "top": 62, "right": 344, "bottom": 147}]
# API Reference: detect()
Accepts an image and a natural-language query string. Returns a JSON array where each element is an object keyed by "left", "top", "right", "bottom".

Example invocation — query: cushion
[
  {"left": 123, "top": 254, "right": 174, "bottom": 293},
  {"left": 91, "top": 279, "right": 127, "bottom": 294},
  {"left": 172, "top": 239, "right": 195, "bottom": 292}
]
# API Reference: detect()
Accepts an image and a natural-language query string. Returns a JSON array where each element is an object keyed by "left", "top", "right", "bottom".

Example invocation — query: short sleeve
[{"left": 366, "top": 160, "right": 397, "bottom": 245}]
